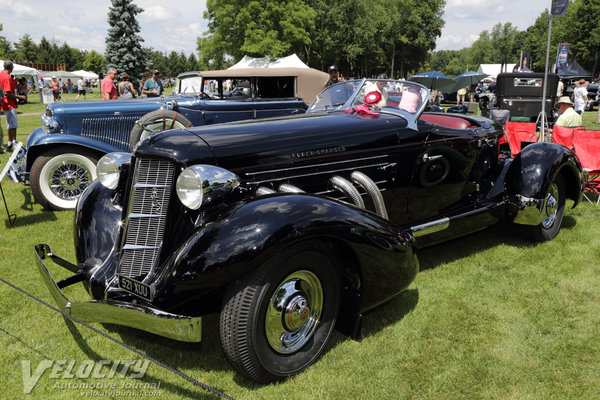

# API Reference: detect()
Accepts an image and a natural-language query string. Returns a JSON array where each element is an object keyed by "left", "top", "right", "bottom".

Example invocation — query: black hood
[{"left": 134, "top": 111, "right": 400, "bottom": 172}]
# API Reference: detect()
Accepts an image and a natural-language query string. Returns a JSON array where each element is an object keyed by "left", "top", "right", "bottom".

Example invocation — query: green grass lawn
[{"left": 0, "top": 100, "right": 599, "bottom": 399}]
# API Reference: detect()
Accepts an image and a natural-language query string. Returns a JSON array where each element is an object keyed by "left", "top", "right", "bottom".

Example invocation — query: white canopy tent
[
  {"left": 477, "top": 64, "right": 517, "bottom": 79},
  {"left": 229, "top": 54, "right": 309, "bottom": 69},
  {"left": 0, "top": 60, "right": 42, "bottom": 89},
  {"left": 71, "top": 69, "right": 99, "bottom": 80}
]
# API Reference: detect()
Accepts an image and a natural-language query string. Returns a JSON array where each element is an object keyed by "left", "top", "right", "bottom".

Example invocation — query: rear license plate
[{"left": 118, "top": 275, "right": 153, "bottom": 301}]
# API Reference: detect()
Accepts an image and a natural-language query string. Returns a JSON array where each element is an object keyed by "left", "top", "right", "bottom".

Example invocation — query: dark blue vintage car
[
  {"left": 35, "top": 78, "right": 583, "bottom": 383},
  {"left": 17, "top": 68, "right": 328, "bottom": 210}
]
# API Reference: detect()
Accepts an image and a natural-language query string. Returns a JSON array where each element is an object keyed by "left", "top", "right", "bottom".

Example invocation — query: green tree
[
  {"left": 187, "top": 53, "right": 199, "bottom": 71},
  {"left": 105, "top": 0, "right": 147, "bottom": 83},
  {"left": 14, "top": 34, "right": 37, "bottom": 63},
  {"left": 83, "top": 50, "right": 107, "bottom": 74},
  {"left": 38, "top": 37, "right": 55, "bottom": 63},
  {"left": 198, "top": 0, "right": 315, "bottom": 69},
  {"left": 0, "top": 24, "right": 13, "bottom": 60}
]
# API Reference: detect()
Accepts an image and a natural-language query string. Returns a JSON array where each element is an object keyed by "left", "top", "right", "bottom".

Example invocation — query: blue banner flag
[{"left": 551, "top": 0, "right": 569, "bottom": 16}]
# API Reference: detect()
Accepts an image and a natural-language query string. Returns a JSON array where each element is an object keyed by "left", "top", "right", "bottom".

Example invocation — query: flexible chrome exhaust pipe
[
  {"left": 351, "top": 171, "right": 388, "bottom": 219},
  {"left": 256, "top": 186, "right": 276, "bottom": 196},
  {"left": 330, "top": 175, "right": 365, "bottom": 209},
  {"left": 278, "top": 183, "right": 304, "bottom": 193}
]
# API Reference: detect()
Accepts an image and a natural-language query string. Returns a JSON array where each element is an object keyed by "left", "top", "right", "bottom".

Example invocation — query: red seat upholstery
[
  {"left": 504, "top": 122, "right": 538, "bottom": 156},
  {"left": 571, "top": 130, "right": 600, "bottom": 205},
  {"left": 420, "top": 114, "right": 478, "bottom": 130},
  {"left": 551, "top": 125, "right": 585, "bottom": 150}
]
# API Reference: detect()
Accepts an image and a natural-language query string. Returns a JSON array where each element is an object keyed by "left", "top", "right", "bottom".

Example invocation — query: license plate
[{"left": 118, "top": 275, "right": 153, "bottom": 301}]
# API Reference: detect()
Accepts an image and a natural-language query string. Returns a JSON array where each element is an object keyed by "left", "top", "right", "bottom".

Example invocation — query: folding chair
[
  {"left": 571, "top": 130, "right": 600, "bottom": 205},
  {"left": 504, "top": 121, "right": 538, "bottom": 156},
  {"left": 551, "top": 125, "right": 585, "bottom": 150}
]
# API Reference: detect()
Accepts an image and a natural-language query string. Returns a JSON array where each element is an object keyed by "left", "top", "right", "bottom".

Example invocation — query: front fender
[
  {"left": 25, "top": 134, "right": 121, "bottom": 172},
  {"left": 506, "top": 142, "right": 583, "bottom": 225},
  {"left": 154, "top": 194, "right": 418, "bottom": 313}
]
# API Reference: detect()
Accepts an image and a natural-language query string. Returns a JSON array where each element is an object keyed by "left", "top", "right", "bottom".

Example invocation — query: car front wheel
[
  {"left": 525, "top": 174, "right": 566, "bottom": 242},
  {"left": 129, "top": 109, "right": 192, "bottom": 150},
  {"left": 219, "top": 240, "right": 341, "bottom": 383},
  {"left": 30, "top": 147, "right": 99, "bottom": 211}
]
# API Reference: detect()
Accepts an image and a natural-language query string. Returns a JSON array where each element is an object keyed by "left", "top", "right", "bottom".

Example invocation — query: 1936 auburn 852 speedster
[{"left": 35, "top": 79, "right": 583, "bottom": 383}]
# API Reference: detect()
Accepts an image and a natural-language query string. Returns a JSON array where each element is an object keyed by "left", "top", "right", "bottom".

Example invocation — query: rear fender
[{"left": 505, "top": 142, "right": 583, "bottom": 224}]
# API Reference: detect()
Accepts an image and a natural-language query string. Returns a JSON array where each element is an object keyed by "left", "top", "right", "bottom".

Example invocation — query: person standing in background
[
  {"left": 143, "top": 70, "right": 163, "bottom": 97},
  {"left": 573, "top": 79, "right": 591, "bottom": 115},
  {"left": 0, "top": 60, "right": 26, "bottom": 152},
  {"left": 139, "top": 72, "right": 150, "bottom": 98},
  {"left": 75, "top": 76, "right": 87, "bottom": 101},
  {"left": 118, "top": 73, "right": 137, "bottom": 99},
  {"left": 101, "top": 68, "right": 118, "bottom": 100}
]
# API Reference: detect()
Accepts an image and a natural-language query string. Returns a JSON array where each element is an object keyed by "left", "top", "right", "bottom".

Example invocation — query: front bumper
[{"left": 34, "top": 243, "right": 202, "bottom": 342}]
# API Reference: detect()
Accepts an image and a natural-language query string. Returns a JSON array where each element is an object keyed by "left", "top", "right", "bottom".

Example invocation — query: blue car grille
[
  {"left": 81, "top": 116, "right": 141, "bottom": 151},
  {"left": 118, "top": 158, "right": 174, "bottom": 280}
]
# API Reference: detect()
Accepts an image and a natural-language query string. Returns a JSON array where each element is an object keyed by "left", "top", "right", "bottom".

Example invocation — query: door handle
[{"left": 422, "top": 153, "right": 443, "bottom": 163}]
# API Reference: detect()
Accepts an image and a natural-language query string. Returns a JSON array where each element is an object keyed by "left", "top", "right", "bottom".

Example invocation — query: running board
[{"left": 409, "top": 204, "right": 502, "bottom": 238}]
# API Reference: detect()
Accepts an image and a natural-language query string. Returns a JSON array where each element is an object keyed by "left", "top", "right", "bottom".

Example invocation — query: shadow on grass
[
  {"left": 5, "top": 211, "right": 57, "bottom": 229},
  {"left": 62, "top": 316, "right": 228, "bottom": 399},
  {"left": 417, "top": 217, "right": 578, "bottom": 272}
]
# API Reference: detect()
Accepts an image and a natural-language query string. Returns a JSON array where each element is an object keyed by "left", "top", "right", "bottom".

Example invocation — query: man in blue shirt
[{"left": 142, "top": 70, "right": 164, "bottom": 97}]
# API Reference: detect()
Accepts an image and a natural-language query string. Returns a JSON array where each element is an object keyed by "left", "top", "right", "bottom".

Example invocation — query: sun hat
[
  {"left": 576, "top": 79, "right": 589, "bottom": 86},
  {"left": 554, "top": 95, "right": 574, "bottom": 108}
]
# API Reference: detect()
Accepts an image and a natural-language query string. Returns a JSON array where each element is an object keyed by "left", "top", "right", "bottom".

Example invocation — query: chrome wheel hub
[
  {"left": 542, "top": 182, "right": 559, "bottom": 229},
  {"left": 265, "top": 270, "right": 323, "bottom": 354},
  {"left": 50, "top": 161, "right": 92, "bottom": 200}
]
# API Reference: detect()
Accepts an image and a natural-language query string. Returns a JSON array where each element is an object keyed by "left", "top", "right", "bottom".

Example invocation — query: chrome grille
[
  {"left": 119, "top": 158, "right": 174, "bottom": 279},
  {"left": 81, "top": 116, "right": 141, "bottom": 151}
]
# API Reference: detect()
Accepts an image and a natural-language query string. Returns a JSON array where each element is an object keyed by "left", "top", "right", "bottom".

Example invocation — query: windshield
[
  {"left": 175, "top": 75, "right": 203, "bottom": 94},
  {"left": 308, "top": 79, "right": 429, "bottom": 121}
]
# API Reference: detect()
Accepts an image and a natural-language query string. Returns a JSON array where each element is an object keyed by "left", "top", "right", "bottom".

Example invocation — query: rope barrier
[{"left": 0, "top": 276, "right": 236, "bottom": 400}]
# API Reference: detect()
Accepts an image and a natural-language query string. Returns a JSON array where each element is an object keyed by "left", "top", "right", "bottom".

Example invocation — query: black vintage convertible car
[{"left": 35, "top": 79, "right": 583, "bottom": 383}]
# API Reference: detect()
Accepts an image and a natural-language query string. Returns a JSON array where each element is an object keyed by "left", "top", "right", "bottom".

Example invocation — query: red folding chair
[
  {"left": 571, "top": 130, "right": 600, "bottom": 205},
  {"left": 551, "top": 125, "right": 585, "bottom": 150},
  {"left": 504, "top": 122, "right": 538, "bottom": 156}
]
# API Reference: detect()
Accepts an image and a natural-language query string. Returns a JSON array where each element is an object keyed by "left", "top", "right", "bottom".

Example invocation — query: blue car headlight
[{"left": 41, "top": 114, "right": 61, "bottom": 134}]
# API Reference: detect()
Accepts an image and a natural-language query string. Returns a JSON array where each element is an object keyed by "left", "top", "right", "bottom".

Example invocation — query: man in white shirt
[
  {"left": 75, "top": 77, "right": 86, "bottom": 101},
  {"left": 573, "top": 79, "right": 591, "bottom": 115}
]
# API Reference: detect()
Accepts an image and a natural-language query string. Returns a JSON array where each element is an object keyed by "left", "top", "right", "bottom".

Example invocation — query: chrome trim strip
[
  {"left": 248, "top": 163, "right": 390, "bottom": 185},
  {"left": 245, "top": 155, "right": 389, "bottom": 176},
  {"left": 34, "top": 244, "right": 202, "bottom": 342},
  {"left": 410, "top": 217, "right": 450, "bottom": 237}
]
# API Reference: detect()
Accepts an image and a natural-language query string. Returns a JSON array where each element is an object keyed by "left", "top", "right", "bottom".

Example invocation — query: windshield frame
[{"left": 307, "top": 79, "right": 430, "bottom": 130}]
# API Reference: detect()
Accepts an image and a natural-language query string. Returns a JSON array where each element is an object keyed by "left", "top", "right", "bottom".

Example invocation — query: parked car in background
[
  {"left": 35, "top": 78, "right": 582, "bottom": 383},
  {"left": 564, "top": 79, "right": 599, "bottom": 111},
  {"left": 14, "top": 67, "right": 329, "bottom": 210},
  {"left": 495, "top": 72, "right": 560, "bottom": 122}
]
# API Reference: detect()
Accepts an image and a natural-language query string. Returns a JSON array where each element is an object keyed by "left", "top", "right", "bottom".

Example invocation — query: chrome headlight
[
  {"left": 41, "top": 115, "right": 61, "bottom": 134},
  {"left": 97, "top": 152, "right": 132, "bottom": 189},
  {"left": 176, "top": 165, "right": 240, "bottom": 210}
]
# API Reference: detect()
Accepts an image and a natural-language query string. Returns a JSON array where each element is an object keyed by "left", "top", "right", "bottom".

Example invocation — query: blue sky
[{"left": 1, "top": 0, "right": 552, "bottom": 55}]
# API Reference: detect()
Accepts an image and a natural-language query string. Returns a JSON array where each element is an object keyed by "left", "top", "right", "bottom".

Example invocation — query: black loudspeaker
[{"left": 98, "top": 72, "right": 104, "bottom": 80}]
